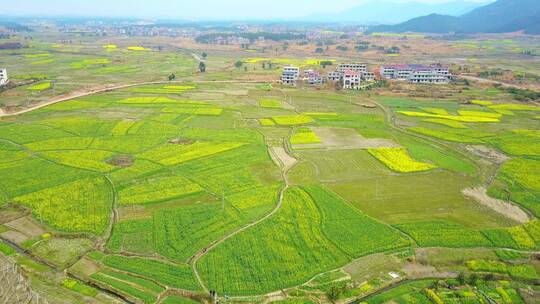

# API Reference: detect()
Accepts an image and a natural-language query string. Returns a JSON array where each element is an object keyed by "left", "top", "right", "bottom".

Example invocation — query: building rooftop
[
  {"left": 382, "top": 63, "right": 448, "bottom": 71},
  {"left": 344, "top": 69, "right": 360, "bottom": 77}
]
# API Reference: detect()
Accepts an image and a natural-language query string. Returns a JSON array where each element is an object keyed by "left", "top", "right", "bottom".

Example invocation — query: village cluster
[{"left": 281, "top": 62, "right": 452, "bottom": 89}]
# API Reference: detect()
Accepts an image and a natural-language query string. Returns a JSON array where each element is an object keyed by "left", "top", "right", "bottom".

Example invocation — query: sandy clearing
[
  {"left": 402, "top": 263, "right": 456, "bottom": 279},
  {"left": 463, "top": 187, "right": 530, "bottom": 224},
  {"left": 293, "top": 127, "right": 399, "bottom": 150},
  {"left": 5, "top": 216, "right": 46, "bottom": 237},
  {"left": 269, "top": 146, "right": 297, "bottom": 171},
  {"left": 465, "top": 145, "right": 509, "bottom": 164}
]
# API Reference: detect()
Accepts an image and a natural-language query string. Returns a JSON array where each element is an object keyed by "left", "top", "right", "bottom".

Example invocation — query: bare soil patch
[
  {"left": 106, "top": 154, "right": 134, "bottom": 168},
  {"left": 402, "top": 263, "right": 456, "bottom": 280},
  {"left": 0, "top": 206, "right": 28, "bottom": 224},
  {"left": 294, "top": 127, "right": 399, "bottom": 150},
  {"left": 5, "top": 216, "right": 46, "bottom": 237},
  {"left": 466, "top": 145, "right": 509, "bottom": 164},
  {"left": 117, "top": 205, "right": 151, "bottom": 221},
  {"left": 169, "top": 138, "right": 195, "bottom": 145},
  {"left": 269, "top": 147, "right": 297, "bottom": 171},
  {"left": 1, "top": 230, "right": 29, "bottom": 244},
  {"left": 69, "top": 257, "right": 101, "bottom": 277},
  {"left": 462, "top": 187, "right": 530, "bottom": 224}
]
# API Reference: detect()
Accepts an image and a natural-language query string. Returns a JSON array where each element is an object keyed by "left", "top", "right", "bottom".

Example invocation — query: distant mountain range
[
  {"left": 303, "top": 0, "right": 489, "bottom": 25},
  {"left": 368, "top": 0, "right": 540, "bottom": 34}
]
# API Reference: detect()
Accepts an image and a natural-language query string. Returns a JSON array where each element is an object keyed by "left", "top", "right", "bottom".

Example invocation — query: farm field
[{"left": 0, "top": 28, "right": 539, "bottom": 304}]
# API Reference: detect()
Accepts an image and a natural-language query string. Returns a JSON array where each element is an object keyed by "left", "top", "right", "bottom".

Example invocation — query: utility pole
[{"left": 222, "top": 189, "right": 225, "bottom": 212}]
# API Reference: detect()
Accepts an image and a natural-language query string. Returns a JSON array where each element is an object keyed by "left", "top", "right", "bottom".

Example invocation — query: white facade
[
  {"left": 327, "top": 71, "right": 342, "bottom": 82},
  {"left": 338, "top": 63, "right": 367, "bottom": 73},
  {"left": 362, "top": 72, "right": 375, "bottom": 82},
  {"left": 381, "top": 64, "right": 451, "bottom": 84},
  {"left": 343, "top": 70, "right": 361, "bottom": 90},
  {"left": 0, "top": 68, "right": 7, "bottom": 86},
  {"left": 281, "top": 66, "right": 300, "bottom": 86}
]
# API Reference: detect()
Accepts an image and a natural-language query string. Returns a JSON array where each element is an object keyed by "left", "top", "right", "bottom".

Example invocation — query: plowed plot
[{"left": 292, "top": 127, "right": 398, "bottom": 150}]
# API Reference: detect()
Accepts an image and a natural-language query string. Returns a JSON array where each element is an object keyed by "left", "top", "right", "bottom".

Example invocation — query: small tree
[
  {"left": 199, "top": 62, "right": 206, "bottom": 73},
  {"left": 202, "top": 52, "right": 208, "bottom": 58},
  {"left": 315, "top": 47, "right": 324, "bottom": 53},
  {"left": 467, "top": 273, "right": 479, "bottom": 286},
  {"left": 235, "top": 61, "right": 244, "bottom": 68},
  {"left": 168, "top": 73, "right": 176, "bottom": 81},
  {"left": 326, "top": 285, "right": 344, "bottom": 303},
  {"left": 320, "top": 61, "right": 333, "bottom": 69}
]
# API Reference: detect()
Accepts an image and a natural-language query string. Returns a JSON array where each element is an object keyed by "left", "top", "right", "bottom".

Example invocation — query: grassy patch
[
  {"left": 259, "top": 99, "right": 282, "bottom": 109},
  {"left": 27, "top": 81, "right": 52, "bottom": 91},
  {"left": 291, "top": 128, "right": 321, "bottom": 145},
  {"left": 272, "top": 115, "right": 314, "bottom": 126}
]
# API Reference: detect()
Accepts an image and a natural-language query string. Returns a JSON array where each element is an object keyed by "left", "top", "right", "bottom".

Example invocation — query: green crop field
[{"left": 1, "top": 26, "right": 539, "bottom": 304}]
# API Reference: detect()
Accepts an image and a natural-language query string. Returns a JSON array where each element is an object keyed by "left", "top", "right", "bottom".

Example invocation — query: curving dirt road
[
  {"left": 0, "top": 79, "right": 276, "bottom": 118},
  {"left": 189, "top": 144, "right": 296, "bottom": 293},
  {"left": 456, "top": 74, "right": 536, "bottom": 91}
]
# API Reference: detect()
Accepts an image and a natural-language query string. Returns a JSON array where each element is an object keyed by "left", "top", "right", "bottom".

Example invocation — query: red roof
[{"left": 344, "top": 69, "right": 359, "bottom": 77}]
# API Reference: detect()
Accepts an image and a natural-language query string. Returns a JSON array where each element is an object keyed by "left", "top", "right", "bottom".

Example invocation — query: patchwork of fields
[{"left": 0, "top": 77, "right": 539, "bottom": 303}]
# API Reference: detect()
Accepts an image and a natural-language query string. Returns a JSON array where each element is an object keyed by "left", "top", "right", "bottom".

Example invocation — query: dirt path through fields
[
  {"left": 0, "top": 79, "right": 276, "bottom": 118},
  {"left": 190, "top": 143, "right": 296, "bottom": 293},
  {"left": 269, "top": 146, "right": 298, "bottom": 171},
  {"left": 457, "top": 74, "right": 537, "bottom": 91},
  {"left": 462, "top": 187, "right": 531, "bottom": 224}
]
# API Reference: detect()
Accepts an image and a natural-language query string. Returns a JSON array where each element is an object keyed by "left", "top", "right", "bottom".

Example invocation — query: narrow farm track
[
  {"left": 456, "top": 74, "right": 537, "bottom": 91},
  {"left": 0, "top": 79, "right": 276, "bottom": 118},
  {"left": 189, "top": 88, "right": 299, "bottom": 292},
  {"left": 190, "top": 147, "right": 296, "bottom": 293},
  {"left": 368, "top": 97, "right": 483, "bottom": 180},
  {"left": 368, "top": 98, "right": 537, "bottom": 223},
  {"left": 190, "top": 162, "right": 296, "bottom": 292}
]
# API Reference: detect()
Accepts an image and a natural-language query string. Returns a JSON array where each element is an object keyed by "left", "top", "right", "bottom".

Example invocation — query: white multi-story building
[
  {"left": 327, "top": 71, "right": 342, "bottom": 82},
  {"left": 281, "top": 66, "right": 300, "bottom": 86},
  {"left": 343, "top": 70, "right": 361, "bottom": 90},
  {"left": 0, "top": 68, "right": 8, "bottom": 86},
  {"left": 362, "top": 72, "right": 375, "bottom": 82},
  {"left": 338, "top": 63, "right": 367, "bottom": 73},
  {"left": 380, "top": 64, "right": 451, "bottom": 84}
]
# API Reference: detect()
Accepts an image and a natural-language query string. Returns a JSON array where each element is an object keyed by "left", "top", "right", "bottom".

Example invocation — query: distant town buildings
[
  {"left": 380, "top": 64, "right": 452, "bottom": 84},
  {"left": 281, "top": 66, "right": 300, "bottom": 86},
  {"left": 0, "top": 68, "right": 7, "bottom": 86}
]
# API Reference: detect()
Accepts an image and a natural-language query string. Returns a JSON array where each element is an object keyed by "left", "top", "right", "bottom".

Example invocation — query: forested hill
[{"left": 368, "top": 0, "right": 540, "bottom": 34}]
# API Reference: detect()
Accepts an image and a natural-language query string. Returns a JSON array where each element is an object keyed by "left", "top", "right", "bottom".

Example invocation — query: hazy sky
[{"left": 3, "top": 0, "right": 493, "bottom": 20}]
